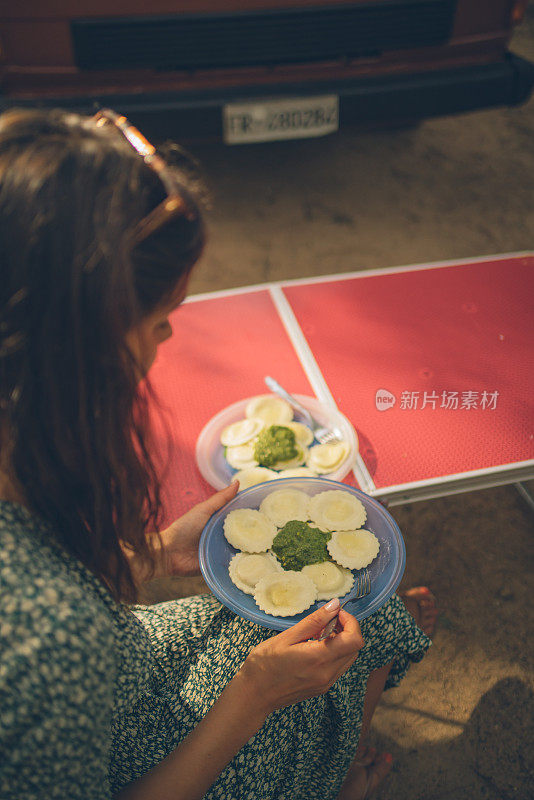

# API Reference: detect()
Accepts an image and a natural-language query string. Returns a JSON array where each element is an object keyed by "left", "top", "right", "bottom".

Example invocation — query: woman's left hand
[{"left": 158, "top": 482, "right": 239, "bottom": 577}]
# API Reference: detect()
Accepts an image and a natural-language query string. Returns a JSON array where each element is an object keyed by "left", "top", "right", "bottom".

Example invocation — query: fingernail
[
  {"left": 384, "top": 753, "right": 393, "bottom": 763},
  {"left": 227, "top": 480, "right": 239, "bottom": 489},
  {"left": 324, "top": 598, "right": 340, "bottom": 612}
]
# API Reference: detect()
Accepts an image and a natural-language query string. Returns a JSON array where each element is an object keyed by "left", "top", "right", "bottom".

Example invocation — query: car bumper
[{"left": 1, "top": 52, "right": 533, "bottom": 142}]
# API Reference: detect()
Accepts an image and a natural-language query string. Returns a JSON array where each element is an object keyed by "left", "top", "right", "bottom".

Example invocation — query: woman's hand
[
  {"left": 239, "top": 600, "right": 365, "bottom": 715},
  {"left": 123, "top": 482, "right": 239, "bottom": 585},
  {"left": 157, "top": 482, "right": 239, "bottom": 578}
]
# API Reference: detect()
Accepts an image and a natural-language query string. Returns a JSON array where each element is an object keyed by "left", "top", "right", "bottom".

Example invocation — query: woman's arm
[
  {"left": 115, "top": 603, "right": 363, "bottom": 800},
  {"left": 114, "top": 667, "right": 265, "bottom": 800}
]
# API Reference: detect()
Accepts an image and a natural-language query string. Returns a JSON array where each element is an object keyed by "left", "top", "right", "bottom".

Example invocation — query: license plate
[{"left": 223, "top": 95, "right": 339, "bottom": 144}]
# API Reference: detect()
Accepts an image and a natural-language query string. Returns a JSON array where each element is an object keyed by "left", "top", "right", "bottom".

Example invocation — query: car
[{"left": 1, "top": 0, "right": 533, "bottom": 144}]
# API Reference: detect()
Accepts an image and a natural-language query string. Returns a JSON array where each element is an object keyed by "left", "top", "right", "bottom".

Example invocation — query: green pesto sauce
[
  {"left": 272, "top": 520, "right": 332, "bottom": 571},
  {"left": 254, "top": 425, "right": 298, "bottom": 468}
]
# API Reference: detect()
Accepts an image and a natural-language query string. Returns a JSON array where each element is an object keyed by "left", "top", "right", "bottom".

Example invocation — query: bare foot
[
  {"left": 399, "top": 586, "right": 438, "bottom": 637},
  {"left": 337, "top": 746, "right": 393, "bottom": 800}
]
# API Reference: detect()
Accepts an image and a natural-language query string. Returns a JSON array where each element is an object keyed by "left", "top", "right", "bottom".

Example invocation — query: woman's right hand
[{"left": 239, "top": 600, "right": 365, "bottom": 715}]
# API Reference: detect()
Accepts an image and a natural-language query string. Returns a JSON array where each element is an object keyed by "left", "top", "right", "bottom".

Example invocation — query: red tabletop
[
  {"left": 147, "top": 254, "right": 534, "bottom": 526},
  {"left": 147, "top": 289, "right": 314, "bottom": 524}
]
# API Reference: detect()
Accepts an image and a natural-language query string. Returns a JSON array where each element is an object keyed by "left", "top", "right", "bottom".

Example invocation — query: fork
[
  {"left": 317, "top": 569, "right": 371, "bottom": 641},
  {"left": 264, "top": 376, "right": 342, "bottom": 444}
]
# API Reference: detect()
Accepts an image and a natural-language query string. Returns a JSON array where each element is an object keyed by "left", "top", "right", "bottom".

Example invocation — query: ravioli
[
  {"left": 327, "top": 529, "right": 380, "bottom": 570},
  {"left": 259, "top": 488, "right": 310, "bottom": 527},
  {"left": 301, "top": 561, "right": 354, "bottom": 600},
  {"left": 308, "top": 490, "right": 367, "bottom": 531},
  {"left": 306, "top": 441, "right": 350, "bottom": 474},
  {"left": 275, "top": 467, "right": 318, "bottom": 479},
  {"left": 254, "top": 571, "right": 317, "bottom": 616},
  {"left": 271, "top": 445, "right": 307, "bottom": 471},
  {"left": 223, "top": 509, "right": 277, "bottom": 552},
  {"left": 220, "top": 418, "right": 264, "bottom": 447},
  {"left": 228, "top": 552, "right": 283, "bottom": 595},
  {"left": 223, "top": 485, "right": 376, "bottom": 618},
  {"left": 233, "top": 467, "right": 278, "bottom": 491},
  {"left": 283, "top": 421, "right": 314, "bottom": 447},
  {"left": 245, "top": 395, "right": 293, "bottom": 426},
  {"left": 225, "top": 444, "right": 259, "bottom": 470}
]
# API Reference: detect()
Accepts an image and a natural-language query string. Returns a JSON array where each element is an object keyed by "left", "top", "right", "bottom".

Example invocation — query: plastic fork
[
  {"left": 317, "top": 569, "right": 371, "bottom": 641},
  {"left": 264, "top": 376, "right": 342, "bottom": 444}
]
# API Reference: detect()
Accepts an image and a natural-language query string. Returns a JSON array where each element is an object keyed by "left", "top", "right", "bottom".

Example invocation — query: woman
[{"left": 0, "top": 108, "right": 436, "bottom": 800}]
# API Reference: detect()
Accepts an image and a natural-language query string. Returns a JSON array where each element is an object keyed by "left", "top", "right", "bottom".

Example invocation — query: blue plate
[{"left": 199, "top": 477, "right": 406, "bottom": 630}]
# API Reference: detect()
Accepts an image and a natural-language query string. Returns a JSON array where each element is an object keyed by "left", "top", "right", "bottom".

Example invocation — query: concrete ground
[{"left": 142, "top": 11, "right": 534, "bottom": 800}]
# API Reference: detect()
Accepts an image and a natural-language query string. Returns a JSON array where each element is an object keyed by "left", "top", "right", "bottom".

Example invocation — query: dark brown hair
[{"left": 0, "top": 108, "right": 205, "bottom": 602}]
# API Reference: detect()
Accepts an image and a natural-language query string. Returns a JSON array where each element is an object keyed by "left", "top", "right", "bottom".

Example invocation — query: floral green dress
[{"left": 0, "top": 500, "right": 430, "bottom": 800}]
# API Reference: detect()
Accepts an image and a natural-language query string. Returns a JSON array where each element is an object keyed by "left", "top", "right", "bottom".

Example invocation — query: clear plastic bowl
[{"left": 196, "top": 394, "right": 358, "bottom": 490}]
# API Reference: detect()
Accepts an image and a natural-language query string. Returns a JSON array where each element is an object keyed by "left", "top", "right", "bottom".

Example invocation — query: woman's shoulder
[
  {"left": 0, "top": 501, "right": 119, "bottom": 799},
  {"left": 0, "top": 500, "right": 116, "bottom": 643}
]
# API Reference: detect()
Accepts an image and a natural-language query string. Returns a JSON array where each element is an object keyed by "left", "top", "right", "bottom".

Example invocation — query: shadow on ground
[{"left": 375, "top": 677, "right": 534, "bottom": 800}]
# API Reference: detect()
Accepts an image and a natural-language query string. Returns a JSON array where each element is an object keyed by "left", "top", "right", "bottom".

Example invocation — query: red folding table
[{"left": 147, "top": 253, "right": 534, "bottom": 528}]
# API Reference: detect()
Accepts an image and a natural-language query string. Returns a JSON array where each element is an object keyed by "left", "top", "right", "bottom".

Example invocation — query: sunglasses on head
[{"left": 93, "top": 108, "right": 196, "bottom": 245}]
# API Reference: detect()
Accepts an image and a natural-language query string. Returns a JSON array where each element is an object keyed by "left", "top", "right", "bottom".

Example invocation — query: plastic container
[{"left": 196, "top": 394, "right": 358, "bottom": 490}]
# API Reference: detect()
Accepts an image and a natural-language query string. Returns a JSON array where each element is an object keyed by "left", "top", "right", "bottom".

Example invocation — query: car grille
[{"left": 72, "top": 1, "right": 457, "bottom": 71}]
